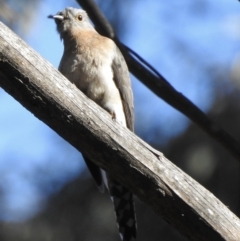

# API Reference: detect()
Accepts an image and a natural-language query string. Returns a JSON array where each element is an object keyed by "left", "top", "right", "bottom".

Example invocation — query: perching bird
[{"left": 49, "top": 7, "right": 136, "bottom": 241}]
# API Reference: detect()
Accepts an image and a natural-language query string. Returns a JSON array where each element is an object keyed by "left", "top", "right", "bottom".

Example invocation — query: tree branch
[
  {"left": 0, "top": 22, "right": 240, "bottom": 241},
  {"left": 76, "top": 0, "right": 240, "bottom": 162}
]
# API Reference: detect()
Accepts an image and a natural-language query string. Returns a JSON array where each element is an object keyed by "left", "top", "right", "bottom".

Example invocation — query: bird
[{"left": 48, "top": 7, "right": 136, "bottom": 241}]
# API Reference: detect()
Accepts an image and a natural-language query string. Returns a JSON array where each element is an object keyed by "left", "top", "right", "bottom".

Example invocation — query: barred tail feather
[{"left": 108, "top": 177, "right": 137, "bottom": 241}]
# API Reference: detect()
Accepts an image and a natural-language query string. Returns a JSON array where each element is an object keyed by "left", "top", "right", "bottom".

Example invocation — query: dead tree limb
[
  {"left": 76, "top": 0, "right": 240, "bottom": 162},
  {"left": 0, "top": 22, "right": 240, "bottom": 241}
]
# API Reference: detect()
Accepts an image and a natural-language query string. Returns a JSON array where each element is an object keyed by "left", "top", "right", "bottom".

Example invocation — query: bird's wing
[
  {"left": 110, "top": 44, "right": 137, "bottom": 241},
  {"left": 111, "top": 46, "right": 134, "bottom": 131}
]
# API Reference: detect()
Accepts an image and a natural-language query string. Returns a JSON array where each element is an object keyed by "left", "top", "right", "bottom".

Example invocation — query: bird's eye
[{"left": 77, "top": 14, "right": 83, "bottom": 21}]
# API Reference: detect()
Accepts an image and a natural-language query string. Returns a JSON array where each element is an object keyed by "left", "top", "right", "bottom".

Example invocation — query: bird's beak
[{"left": 48, "top": 14, "right": 64, "bottom": 21}]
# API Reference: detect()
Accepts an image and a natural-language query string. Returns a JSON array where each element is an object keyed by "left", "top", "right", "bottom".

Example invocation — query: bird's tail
[{"left": 108, "top": 176, "right": 137, "bottom": 241}]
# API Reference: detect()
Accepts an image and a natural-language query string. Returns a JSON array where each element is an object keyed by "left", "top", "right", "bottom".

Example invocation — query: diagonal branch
[
  {"left": 0, "top": 21, "right": 240, "bottom": 241},
  {"left": 76, "top": 0, "right": 240, "bottom": 161}
]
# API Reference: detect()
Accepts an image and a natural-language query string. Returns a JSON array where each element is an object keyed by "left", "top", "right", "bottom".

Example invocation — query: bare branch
[
  {"left": 0, "top": 21, "right": 240, "bottom": 241},
  {"left": 76, "top": 0, "right": 240, "bottom": 161}
]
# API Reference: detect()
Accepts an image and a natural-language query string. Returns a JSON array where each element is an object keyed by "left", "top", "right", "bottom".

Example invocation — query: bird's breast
[{"left": 59, "top": 47, "right": 114, "bottom": 105}]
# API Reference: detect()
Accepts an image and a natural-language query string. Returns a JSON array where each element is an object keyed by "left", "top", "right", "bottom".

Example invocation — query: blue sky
[{"left": 1, "top": 0, "right": 240, "bottom": 221}]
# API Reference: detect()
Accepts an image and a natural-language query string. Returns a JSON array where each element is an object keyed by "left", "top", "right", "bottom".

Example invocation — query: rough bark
[{"left": 0, "top": 22, "right": 240, "bottom": 241}]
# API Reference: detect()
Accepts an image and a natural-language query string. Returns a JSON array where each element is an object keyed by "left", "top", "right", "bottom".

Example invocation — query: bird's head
[{"left": 48, "top": 7, "right": 94, "bottom": 39}]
